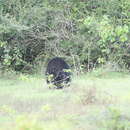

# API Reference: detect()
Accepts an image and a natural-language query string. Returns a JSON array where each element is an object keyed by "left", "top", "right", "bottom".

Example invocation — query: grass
[{"left": 0, "top": 70, "right": 130, "bottom": 130}]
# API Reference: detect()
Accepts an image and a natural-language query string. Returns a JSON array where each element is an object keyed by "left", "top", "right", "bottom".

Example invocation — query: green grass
[{"left": 0, "top": 70, "right": 130, "bottom": 130}]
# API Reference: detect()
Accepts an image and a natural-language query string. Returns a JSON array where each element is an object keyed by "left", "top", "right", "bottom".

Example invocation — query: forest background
[{"left": 0, "top": 0, "right": 130, "bottom": 73}]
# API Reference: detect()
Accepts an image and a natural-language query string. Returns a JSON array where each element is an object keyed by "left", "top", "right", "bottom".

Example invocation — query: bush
[{"left": 0, "top": 0, "right": 130, "bottom": 73}]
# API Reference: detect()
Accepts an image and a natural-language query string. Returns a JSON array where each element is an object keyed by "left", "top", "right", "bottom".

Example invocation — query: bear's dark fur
[{"left": 45, "top": 57, "right": 71, "bottom": 89}]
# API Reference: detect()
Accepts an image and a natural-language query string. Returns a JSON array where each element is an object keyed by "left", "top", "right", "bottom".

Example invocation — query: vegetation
[
  {"left": 0, "top": 1, "right": 130, "bottom": 129},
  {"left": 0, "top": 70, "right": 130, "bottom": 130},
  {"left": 0, "top": 0, "right": 130, "bottom": 73}
]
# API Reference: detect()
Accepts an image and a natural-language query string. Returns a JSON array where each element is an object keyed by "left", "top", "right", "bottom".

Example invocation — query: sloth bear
[{"left": 45, "top": 57, "right": 71, "bottom": 89}]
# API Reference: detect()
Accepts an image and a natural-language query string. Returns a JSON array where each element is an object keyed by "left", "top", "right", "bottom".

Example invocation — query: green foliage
[
  {"left": 0, "top": 72, "right": 130, "bottom": 129},
  {"left": 0, "top": 0, "right": 130, "bottom": 72},
  {"left": 47, "top": 74, "right": 56, "bottom": 88},
  {"left": 63, "top": 69, "right": 72, "bottom": 73},
  {"left": 47, "top": 74, "right": 54, "bottom": 82},
  {"left": 41, "top": 104, "right": 52, "bottom": 112},
  {"left": 15, "top": 115, "right": 43, "bottom": 130},
  {"left": 102, "top": 107, "right": 130, "bottom": 130},
  {"left": 19, "top": 74, "right": 30, "bottom": 81},
  {"left": 0, "top": 105, "right": 16, "bottom": 115}
]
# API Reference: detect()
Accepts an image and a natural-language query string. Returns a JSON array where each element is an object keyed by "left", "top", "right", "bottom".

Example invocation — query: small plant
[
  {"left": 47, "top": 74, "right": 54, "bottom": 83},
  {"left": 19, "top": 74, "right": 30, "bottom": 81},
  {"left": 102, "top": 107, "right": 130, "bottom": 130},
  {"left": 79, "top": 86, "right": 97, "bottom": 105},
  {"left": 47, "top": 74, "right": 56, "bottom": 89},
  {"left": 15, "top": 114, "right": 43, "bottom": 130},
  {"left": 0, "top": 105, "right": 16, "bottom": 116},
  {"left": 63, "top": 69, "right": 72, "bottom": 73},
  {"left": 41, "top": 104, "right": 52, "bottom": 112}
]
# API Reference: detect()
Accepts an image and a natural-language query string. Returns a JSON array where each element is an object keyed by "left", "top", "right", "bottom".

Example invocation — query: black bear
[{"left": 45, "top": 57, "right": 71, "bottom": 89}]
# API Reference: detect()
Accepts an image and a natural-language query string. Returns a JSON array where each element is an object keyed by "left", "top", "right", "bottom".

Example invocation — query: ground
[{"left": 0, "top": 69, "right": 130, "bottom": 130}]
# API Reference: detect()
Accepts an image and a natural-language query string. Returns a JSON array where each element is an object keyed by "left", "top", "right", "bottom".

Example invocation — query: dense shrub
[{"left": 0, "top": 0, "right": 130, "bottom": 72}]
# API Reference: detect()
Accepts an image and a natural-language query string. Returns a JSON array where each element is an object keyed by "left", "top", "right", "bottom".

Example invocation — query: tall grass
[{"left": 0, "top": 70, "right": 130, "bottom": 129}]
